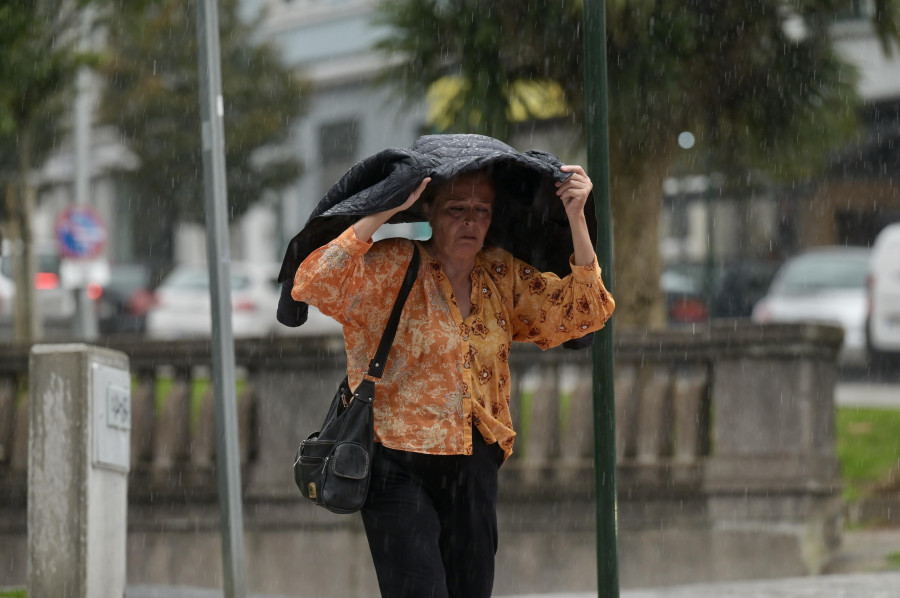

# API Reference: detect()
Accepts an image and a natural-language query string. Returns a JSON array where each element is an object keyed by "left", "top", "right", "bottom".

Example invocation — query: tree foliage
[
  {"left": 376, "top": 0, "right": 900, "bottom": 327},
  {"left": 0, "top": 0, "right": 98, "bottom": 207},
  {"left": 0, "top": 0, "right": 113, "bottom": 340},
  {"left": 100, "top": 0, "right": 308, "bottom": 267},
  {"left": 0, "top": 0, "right": 307, "bottom": 340}
]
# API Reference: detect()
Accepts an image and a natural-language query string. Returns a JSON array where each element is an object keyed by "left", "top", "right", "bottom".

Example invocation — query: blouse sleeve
[
  {"left": 291, "top": 226, "right": 407, "bottom": 327},
  {"left": 510, "top": 254, "right": 615, "bottom": 349}
]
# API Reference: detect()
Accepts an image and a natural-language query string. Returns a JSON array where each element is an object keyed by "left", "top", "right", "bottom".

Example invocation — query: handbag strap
[{"left": 366, "top": 244, "right": 420, "bottom": 380}]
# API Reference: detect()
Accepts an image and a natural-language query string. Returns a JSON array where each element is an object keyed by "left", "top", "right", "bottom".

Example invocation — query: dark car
[
  {"left": 711, "top": 260, "right": 781, "bottom": 318},
  {"left": 663, "top": 259, "right": 780, "bottom": 324},
  {"left": 662, "top": 265, "right": 709, "bottom": 323},
  {"left": 96, "top": 264, "right": 155, "bottom": 335}
]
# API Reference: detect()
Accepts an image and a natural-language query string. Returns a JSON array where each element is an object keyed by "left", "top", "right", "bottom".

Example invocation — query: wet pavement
[
  {"left": 508, "top": 571, "right": 900, "bottom": 597},
  {"left": 125, "top": 570, "right": 900, "bottom": 598},
  {"left": 834, "top": 381, "right": 900, "bottom": 410}
]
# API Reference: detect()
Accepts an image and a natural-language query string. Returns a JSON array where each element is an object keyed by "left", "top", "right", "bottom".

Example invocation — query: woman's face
[{"left": 425, "top": 172, "right": 495, "bottom": 262}]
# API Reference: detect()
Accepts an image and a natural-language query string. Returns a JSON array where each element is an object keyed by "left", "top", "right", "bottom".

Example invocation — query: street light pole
[
  {"left": 195, "top": 2, "right": 247, "bottom": 597},
  {"left": 583, "top": 1, "right": 620, "bottom": 597},
  {"left": 72, "top": 8, "right": 98, "bottom": 340}
]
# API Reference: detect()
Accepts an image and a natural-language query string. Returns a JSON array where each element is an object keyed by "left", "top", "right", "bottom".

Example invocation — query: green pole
[{"left": 583, "top": 1, "right": 620, "bottom": 596}]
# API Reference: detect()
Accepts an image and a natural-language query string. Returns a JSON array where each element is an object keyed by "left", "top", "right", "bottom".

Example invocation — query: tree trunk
[
  {"left": 608, "top": 151, "right": 672, "bottom": 330},
  {"left": 12, "top": 123, "right": 42, "bottom": 342}
]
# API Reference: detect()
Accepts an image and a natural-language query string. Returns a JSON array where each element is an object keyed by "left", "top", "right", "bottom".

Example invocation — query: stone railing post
[
  {"left": 706, "top": 323, "right": 842, "bottom": 488},
  {"left": 705, "top": 323, "right": 844, "bottom": 574},
  {"left": 28, "top": 344, "right": 130, "bottom": 598}
]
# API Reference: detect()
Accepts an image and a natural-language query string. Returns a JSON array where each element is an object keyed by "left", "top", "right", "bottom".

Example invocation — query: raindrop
[{"left": 678, "top": 131, "right": 695, "bottom": 149}]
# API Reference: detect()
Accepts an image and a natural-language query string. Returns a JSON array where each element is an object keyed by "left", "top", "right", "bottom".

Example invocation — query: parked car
[
  {"left": 710, "top": 260, "right": 780, "bottom": 319},
  {"left": 96, "top": 264, "right": 155, "bottom": 335},
  {"left": 0, "top": 271, "right": 14, "bottom": 322},
  {"left": 867, "top": 223, "right": 900, "bottom": 366},
  {"left": 751, "top": 246, "right": 871, "bottom": 365},
  {"left": 661, "top": 266, "right": 708, "bottom": 323},
  {"left": 662, "top": 259, "right": 780, "bottom": 324},
  {"left": 0, "top": 243, "right": 77, "bottom": 326},
  {"left": 146, "top": 262, "right": 340, "bottom": 339}
]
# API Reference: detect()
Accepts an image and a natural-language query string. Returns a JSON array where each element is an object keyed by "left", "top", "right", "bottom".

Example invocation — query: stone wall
[{"left": 0, "top": 322, "right": 845, "bottom": 595}]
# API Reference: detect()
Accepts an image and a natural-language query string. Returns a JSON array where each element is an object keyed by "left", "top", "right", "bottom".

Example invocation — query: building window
[
  {"left": 319, "top": 119, "right": 359, "bottom": 195},
  {"left": 320, "top": 120, "right": 358, "bottom": 163}
]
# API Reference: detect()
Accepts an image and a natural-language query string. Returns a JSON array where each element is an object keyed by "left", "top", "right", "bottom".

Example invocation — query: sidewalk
[
  {"left": 126, "top": 570, "right": 900, "bottom": 598},
  {"left": 508, "top": 571, "right": 900, "bottom": 597},
  {"left": 834, "top": 381, "right": 900, "bottom": 409}
]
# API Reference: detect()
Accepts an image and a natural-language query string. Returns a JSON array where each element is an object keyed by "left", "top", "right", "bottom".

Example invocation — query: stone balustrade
[{"left": 0, "top": 322, "right": 845, "bottom": 596}]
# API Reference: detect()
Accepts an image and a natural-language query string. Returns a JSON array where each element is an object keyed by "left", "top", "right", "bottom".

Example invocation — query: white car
[
  {"left": 867, "top": 223, "right": 900, "bottom": 364},
  {"left": 0, "top": 270, "right": 14, "bottom": 321},
  {"left": 146, "top": 262, "right": 341, "bottom": 340},
  {"left": 752, "top": 247, "right": 871, "bottom": 365},
  {"left": 0, "top": 244, "right": 78, "bottom": 327}
]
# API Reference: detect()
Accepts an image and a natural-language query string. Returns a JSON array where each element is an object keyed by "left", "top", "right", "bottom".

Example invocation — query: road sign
[{"left": 55, "top": 206, "right": 107, "bottom": 259}]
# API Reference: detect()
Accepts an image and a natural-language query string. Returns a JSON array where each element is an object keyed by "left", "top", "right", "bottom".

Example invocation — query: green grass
[
  {"left": 888, "top": 552, "right": 900, "bottom": 570},
  {"left": 0, "top": 588, "right": 26, "bottom": 598},
  {"left": 835, "top": 407, "right": 900, "bottom": 503}
]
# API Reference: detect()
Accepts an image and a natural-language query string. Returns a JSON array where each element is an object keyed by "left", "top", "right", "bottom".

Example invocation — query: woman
[{"left": 292, "top": 164, "right": 614, "bottom": 598}]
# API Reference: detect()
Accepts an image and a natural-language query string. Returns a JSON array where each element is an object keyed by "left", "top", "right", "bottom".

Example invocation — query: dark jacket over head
[{"left": 277, "top": 134, "right": 597, "bottom": 348}]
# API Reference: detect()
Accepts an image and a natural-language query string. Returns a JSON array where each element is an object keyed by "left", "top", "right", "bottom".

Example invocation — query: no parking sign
[{"left": 55, "top": 206, "right": 107, "bottom": 259}]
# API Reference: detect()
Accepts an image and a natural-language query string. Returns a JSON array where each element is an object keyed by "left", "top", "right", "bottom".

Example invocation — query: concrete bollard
[{"left": 28, "top": 344, "right": 130, "bottom": 598}]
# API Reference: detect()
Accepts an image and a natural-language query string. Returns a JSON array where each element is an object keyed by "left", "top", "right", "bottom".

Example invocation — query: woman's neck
[{"left": 423, "top": 240, "right": 477, "bottom": 281}]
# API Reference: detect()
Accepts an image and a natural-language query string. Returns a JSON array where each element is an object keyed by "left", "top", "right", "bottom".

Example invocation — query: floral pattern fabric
[{"left": 293, "top": 226, "right": 615, "bottom": 460}]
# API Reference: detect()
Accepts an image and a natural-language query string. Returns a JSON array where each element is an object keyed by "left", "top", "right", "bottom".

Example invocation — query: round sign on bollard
[{"left": 55, "top": 206, "right": 107, "bottom": 259}]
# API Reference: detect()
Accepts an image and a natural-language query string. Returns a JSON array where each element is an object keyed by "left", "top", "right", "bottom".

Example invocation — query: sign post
[{"left": 55, "top": 205, "right": 107, "bottom": 339}]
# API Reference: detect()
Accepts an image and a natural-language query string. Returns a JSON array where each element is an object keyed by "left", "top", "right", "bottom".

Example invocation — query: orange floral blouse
[{"left": 292, "top": 226, "right": 615, "bottom": 460}]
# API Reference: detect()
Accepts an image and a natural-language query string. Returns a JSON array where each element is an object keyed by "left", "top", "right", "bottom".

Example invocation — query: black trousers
[{"left": 361, "top": 431, "right": 503, "bottom": 598}]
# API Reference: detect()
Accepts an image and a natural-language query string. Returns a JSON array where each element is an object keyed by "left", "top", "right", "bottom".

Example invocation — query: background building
[
  {"left": 660, "top": 11, "right": 900, "bottom": 267},
  {"left": 20, "top": 1, "right": 900, "bottom": 307}
]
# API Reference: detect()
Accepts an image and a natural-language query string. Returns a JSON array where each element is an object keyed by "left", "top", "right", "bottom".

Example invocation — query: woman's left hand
[
  {"left": 556, "top": 165, "right": 595, "bottom": 266},
  {"left": 555, "top": 165, "right": 593, "bottom": 220}
]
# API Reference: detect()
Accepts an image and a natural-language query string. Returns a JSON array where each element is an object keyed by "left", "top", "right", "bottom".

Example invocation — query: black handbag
[{"left": 293, "top": 245, "right": 420, "bottom": 513}]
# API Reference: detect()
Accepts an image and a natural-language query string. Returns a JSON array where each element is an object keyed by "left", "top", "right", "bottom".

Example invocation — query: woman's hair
[{"left": 422, "top": 168, "right": 495, "bottom": 207}]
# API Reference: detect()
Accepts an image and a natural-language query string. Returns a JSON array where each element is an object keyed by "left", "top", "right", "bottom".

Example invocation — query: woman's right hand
[
  {"left": 394, "top": 177, "right": 431, "bottom": 215},
  {"left": 353, "top": 177, "right": 431, "bottom": 242}
]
